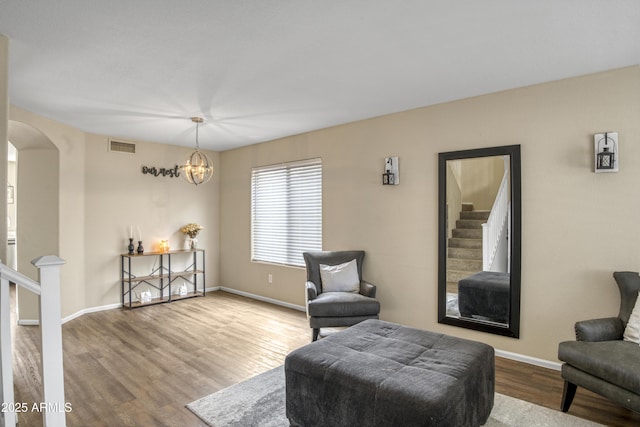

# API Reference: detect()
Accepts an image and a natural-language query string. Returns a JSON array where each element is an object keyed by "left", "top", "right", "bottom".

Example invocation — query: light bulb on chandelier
[{"left": 180, "top": 117, "right": 214, "bottom": 186}]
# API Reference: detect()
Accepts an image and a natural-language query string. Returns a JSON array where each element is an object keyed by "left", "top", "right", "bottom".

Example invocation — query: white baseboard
[
  {"left": 67, "top": 286, "right": 222, "bottom": 322},
  {"left": 19, "top": 286, "right": 223, "bottom": 326},
  {"left": 17, "top": 302, "right": 123, "bottom": 325},
  {"left": 18, "top": 286, "right": 563, "bottom": 372},
  {"left": 219, "top": 287, "right": 306, "bottom": 312},
  {"left": 218, "top": 287, "right": 562, "bottom": 370},
  {"left": 495, "top": 348, "right": 562, "bottom": 371},
  {"left": 62, "top": 302, "right": 122, "bottom": 324}
]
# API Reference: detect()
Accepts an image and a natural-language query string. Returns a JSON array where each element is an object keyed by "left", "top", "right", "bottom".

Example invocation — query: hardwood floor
[
  {"left": 495, "top": 356, "right": 640, "bottom": 427},
  {"left": 11, "top": 289, "right": 309, "bottom": 426},
  {"left": 9, "top": 287, "right": 640, "bottom": 426}
]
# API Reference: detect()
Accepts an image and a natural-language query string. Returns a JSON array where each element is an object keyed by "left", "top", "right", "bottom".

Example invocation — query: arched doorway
[{"left": 7, "top": 120, "right": 59, "bottom": 323}]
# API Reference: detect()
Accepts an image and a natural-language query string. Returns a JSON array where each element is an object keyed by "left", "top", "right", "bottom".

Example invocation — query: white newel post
[
  {"left": 1, "top": 271, "right": 16, "bottom": 427},
  {"left": 33, "top": 256, "right": 67, "bottom": 427}
]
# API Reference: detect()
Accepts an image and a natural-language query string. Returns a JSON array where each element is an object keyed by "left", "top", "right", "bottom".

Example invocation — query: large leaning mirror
[{"left": 438, "top": 145, "right": 521, "bottom": 338}]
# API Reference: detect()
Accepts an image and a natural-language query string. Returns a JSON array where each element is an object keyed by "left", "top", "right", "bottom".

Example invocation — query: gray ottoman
[
  {"left": 285, "top": 319, "right": 494, "bottom": 427},
  {"left": 458, "top": 271, "right": 510, "bottom": 324}
]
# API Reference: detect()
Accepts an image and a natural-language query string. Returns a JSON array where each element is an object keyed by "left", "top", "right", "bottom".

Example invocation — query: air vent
[{"left": 109, "top": 139, "right": 136, "bottom": 154}]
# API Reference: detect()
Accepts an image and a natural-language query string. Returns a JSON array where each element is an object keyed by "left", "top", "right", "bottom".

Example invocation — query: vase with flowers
[{"left": 180, "top": 223, "right": 203, "bottom": 249}]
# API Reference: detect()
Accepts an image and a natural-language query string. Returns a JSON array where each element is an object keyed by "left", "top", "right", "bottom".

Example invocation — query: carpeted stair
[{"left": 447, "top": 204, "right": 489, "bottom": 291}]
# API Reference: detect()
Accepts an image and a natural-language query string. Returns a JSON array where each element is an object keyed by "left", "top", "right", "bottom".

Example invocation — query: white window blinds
[{"left": 251, "top": 158, "right": 322, "bottom": 267}]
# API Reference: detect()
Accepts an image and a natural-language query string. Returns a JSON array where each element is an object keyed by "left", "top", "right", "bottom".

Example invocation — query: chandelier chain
[{"left": 195, "top": 121, "right": 200, "bottom": 150}]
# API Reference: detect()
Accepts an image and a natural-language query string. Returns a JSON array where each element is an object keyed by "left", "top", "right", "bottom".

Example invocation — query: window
[{"left": 251, "top": 158, "right": 322, "bottom": 267}]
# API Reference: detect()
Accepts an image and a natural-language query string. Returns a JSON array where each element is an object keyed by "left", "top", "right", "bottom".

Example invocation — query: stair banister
[
  {"left": 482, "top": 167, "right": 510, "bottom": 271},
  {"left": 0, "top": 264, "right": 14, "bottom": 427},
  {"left": 0, "top": 256, "right": 66, "bottom": 427}
]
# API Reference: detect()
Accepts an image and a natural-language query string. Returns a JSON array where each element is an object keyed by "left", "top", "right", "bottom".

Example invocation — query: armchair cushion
[
  {"left": 559, "top": 340, "right": 640, "bottom": 395},
  {"left": 623, "top": 291, "right": 640, "bottom": 343},
  {"left": 319, "top": 259, "right": 360, "bottom": 292},
  {"left": 304, "top": 251, "right": 365, "bottom": 294},
  {"left": 307, "top": 292, "right": 380, "bottom": 318}
]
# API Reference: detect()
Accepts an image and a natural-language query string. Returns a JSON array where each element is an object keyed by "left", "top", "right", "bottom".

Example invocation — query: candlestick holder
[
  {"left": 128, "top": 238, "right": 135, "bottom": 255},
  {"left": 137, "top": 241, "right": 144, "bottom": 254}
]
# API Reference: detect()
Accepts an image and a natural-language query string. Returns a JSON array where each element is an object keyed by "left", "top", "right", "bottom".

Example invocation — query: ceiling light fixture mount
[{"left": 180, "top": 117, "right": 214, "bottom": 186}]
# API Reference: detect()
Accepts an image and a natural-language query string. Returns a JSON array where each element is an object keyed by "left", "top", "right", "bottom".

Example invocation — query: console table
[{"left": 120, "top": 249, "right": 205, "bottom": 309}]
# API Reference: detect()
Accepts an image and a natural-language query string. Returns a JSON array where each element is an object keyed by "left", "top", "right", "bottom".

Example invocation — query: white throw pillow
[
  {"left": 623, "top": 291, "right": 640, "bottom": 344},
  {"left": 319, "top": 259, "right": 360, "bottom": 293}
]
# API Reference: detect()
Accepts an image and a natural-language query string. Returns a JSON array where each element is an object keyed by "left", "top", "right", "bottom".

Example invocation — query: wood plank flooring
[{"left": 8, "top": 287, "right": 640, "bottom": 426}]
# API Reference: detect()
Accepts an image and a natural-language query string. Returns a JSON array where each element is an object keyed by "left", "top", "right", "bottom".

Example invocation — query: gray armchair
[
  {"left": 558, "top": 271, "right": 640, "bottom": 413},
  {"left": 304, "top": 251, "right": 380, "bottom": 341}
]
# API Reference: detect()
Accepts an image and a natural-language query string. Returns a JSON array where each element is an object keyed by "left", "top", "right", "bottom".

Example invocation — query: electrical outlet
[{"left": 268, "top": 273, "right": 273, "bottom": 284}]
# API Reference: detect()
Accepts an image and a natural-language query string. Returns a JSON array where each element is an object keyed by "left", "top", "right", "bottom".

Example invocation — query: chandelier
[{"left": 180, "top": 117, "right": 214, "bottom": 186}]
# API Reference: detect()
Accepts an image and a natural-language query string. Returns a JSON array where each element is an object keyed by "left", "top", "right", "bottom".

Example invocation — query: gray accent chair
[
  {"left": 303, "top": 251, "right": 380, "bottom": 341},
  {"left": 558, "top": 271, "right": 640, "bottom": 413}
]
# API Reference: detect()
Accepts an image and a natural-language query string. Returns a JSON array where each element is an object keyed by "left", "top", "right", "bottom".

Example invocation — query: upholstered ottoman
[
  {"left": 285, "top": 319, "right": 494, "bottom": 427},
  {"left": 458, "top": 271, "right": 510, "bottom": 324}
]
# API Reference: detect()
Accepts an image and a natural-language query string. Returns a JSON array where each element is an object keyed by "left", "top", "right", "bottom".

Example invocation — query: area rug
[{"left": 187, "top": 366, "right": 602, "bottom": 427}]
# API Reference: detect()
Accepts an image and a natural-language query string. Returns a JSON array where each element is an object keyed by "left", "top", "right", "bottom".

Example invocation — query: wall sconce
[
  {"left": 382, "top": 156, "right": 399, "bottom": 185},
  {"left": 594, "top": 132, "right": 618, "bottom": 173}
]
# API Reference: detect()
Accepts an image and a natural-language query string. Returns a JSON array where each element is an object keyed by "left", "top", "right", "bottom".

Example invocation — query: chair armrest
[
  {"left": 575, "top": 317, "right": 624, "bottom": 342},
  {"left": 360, "top": 281, "right": 377, "bottom": 298},
  {"left": 306, "top": 281, "right": 318, "bottom": 301}
]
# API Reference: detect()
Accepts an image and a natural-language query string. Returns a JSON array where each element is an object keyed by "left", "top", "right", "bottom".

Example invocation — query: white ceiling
[{"left": 1, "top": 1, "right": 639, "bottom": 151}]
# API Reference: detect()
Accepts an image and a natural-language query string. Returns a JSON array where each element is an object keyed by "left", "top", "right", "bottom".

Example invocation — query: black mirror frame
[{"left": 437, "top": 144, "right": 521, "bottom": 338}]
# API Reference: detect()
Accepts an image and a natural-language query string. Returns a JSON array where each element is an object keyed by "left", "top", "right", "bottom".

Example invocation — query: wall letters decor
[{"left": 141, "top": 165, "right": 181, "bottom": 178}]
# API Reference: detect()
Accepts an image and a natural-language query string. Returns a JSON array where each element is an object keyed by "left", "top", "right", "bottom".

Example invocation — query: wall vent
[{"left": 109, "top": 139, "right": 136, "bottom": 154}]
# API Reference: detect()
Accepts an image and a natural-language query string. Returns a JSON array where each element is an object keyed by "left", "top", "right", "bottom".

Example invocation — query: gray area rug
[{"left": 187, "top": 365, "right": 602, "bottom": 427}]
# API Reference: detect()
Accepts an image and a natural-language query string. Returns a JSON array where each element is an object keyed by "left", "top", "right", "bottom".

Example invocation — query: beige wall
[
  {"left": 16, "top": 146, "right": 59, "bottom": 320},
  {"left": 4, "top": 60, "right": 639, "bottom": 362},
  {"left": 9, "top": 108, "right": 87, "bottom": 319},
  {"left": 7, "top": 157, "right": 16, "bottom": 233},
  {"left": 220, "top": 66, "right": 640, "bottom": 362},
  {"left": 460, "top": 156, "right": 505, "bottom": 211},
  {"left": 8, "top": 106, "right": 220, "bottom": 319},
  {"left": 1, "top": 35, "right": 8, "bottom": 264},
  {"left": 83, "top": 132, "right": 220, "bottom": 308}
]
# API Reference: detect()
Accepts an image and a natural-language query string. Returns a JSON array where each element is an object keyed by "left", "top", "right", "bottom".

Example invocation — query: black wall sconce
[
  {"left": 382, "top": 157, "right": 399, "bottom": 185},
  {"left": 594, "top": 132, "right": 618, "bottom": 173}
]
